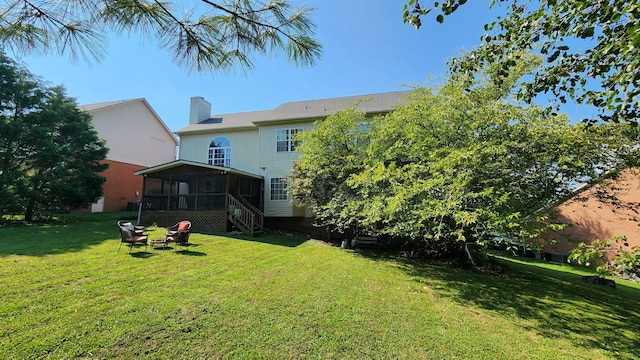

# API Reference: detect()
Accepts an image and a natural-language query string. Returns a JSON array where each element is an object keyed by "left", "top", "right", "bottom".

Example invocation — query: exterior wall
[
  {"left": 90, "top": 100, "right": 177, "bottom": 167},
  {"left": 177, "top": 122, "right": 310, "bottom": 217},
  {"left": 539, "top": 168, "right": 640, "bottom": 260},
  {"left": 258, "top": 121, "right": 314, "bottom": 217},
  {"left": 81, "top": 99, "right": 178, "bottom": 213},
  {"left": 178, "top": 129, "right": 260, "bottom": 174},
  {"left": 100, "top": 160, "right": 145, "bottom": 212}
]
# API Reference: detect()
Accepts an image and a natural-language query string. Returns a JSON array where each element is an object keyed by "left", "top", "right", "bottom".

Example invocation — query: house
[
  {"left": 135, "top": 91, "right": 411, "bottom": 235},
  {"left": 78, "top": 99, "right": 178, "bottom": 212},
  {"left": 537, "top": 167, "right": 640, "bottom": 263}
]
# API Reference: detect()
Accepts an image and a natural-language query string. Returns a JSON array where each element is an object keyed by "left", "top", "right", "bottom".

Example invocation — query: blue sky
[{"left": 16, "top": 1, "right": 500, "bottom": 132}]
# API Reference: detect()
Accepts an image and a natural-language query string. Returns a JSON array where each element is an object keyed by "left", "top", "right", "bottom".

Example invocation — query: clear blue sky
[{"left": 15, "top": 1, "right": 502, "bottom": 132}]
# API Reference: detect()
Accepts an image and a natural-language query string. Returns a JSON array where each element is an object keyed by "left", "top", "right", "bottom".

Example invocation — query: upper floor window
[
  {"left": 355, "top": 122, "right": 371, "bottom": 145},
  {"left": 208, "top": 136, "right": 231, "bottom": 167},
  {"left": 276, "top": 128, "right": 302, "bottom": 152}
]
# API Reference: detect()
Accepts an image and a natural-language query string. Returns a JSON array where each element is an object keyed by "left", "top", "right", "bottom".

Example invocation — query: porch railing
[{"left": 141, "top": 194, "right": 226, "bottom": 211}]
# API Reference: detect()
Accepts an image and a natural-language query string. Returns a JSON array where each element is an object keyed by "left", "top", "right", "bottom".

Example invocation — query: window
[
  {"left": 208, "top": 136, "right": 231, "bottom": 167},
  {"left": 270, "top": 177, "right": 289, "bottom": 201},
  {"left": 276, "top": 128, "right": 302, "bottom": 152},
  {"left": 355, "top": 122, "right": 371, "bottom": 145}
]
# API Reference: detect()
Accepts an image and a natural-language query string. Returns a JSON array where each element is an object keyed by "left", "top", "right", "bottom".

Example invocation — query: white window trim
[
  {"left": 208, "top": 136, "right": 231, "bottom": 167},
  {"left": 276, "top": 128, "right": 303, "bottom": 152},
  {"left": 269, "top": 177, "right": 289, "bottom": 201}
]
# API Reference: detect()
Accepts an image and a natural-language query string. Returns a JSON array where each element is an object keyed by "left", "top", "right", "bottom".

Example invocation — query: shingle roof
[
  {"left": 175, "top": 90, "right": 411, "bottom": 135},
  {"left": 134, "top": 159, "right": 263, "bottom": 179}
]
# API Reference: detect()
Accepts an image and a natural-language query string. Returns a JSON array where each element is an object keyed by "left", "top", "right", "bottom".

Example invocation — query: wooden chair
[{"left": 165, "top": 221, "right": 192, "bottom": 251}]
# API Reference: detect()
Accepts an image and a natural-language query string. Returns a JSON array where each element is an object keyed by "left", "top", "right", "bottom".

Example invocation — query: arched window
[{"left": 208, "top": 136, "right": 231, "bottom": 167}]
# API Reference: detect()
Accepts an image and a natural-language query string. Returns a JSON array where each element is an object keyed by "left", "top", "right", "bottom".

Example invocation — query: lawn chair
[
  {"left": 165, "top": 221, "right": 192, "bottom": 251},
  {"left": 117, "top": 220, "right": 145, "bottom": 236},
  {"left": 117, "top": 227, "right": 148, "bottom": 253}
]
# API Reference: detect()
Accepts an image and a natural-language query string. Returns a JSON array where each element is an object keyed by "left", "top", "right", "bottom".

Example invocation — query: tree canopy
[
  {"left": 0, "top": 52, "right": 108, "bottom": 221},
  {"left": 290, "top": 104, "right": 370, "bottom": 232},
  {"left": 403, "top": 0, "right": 640, "bottom": 125},
  {"left": 290, "top": 63, "right": 636, "bottom": 255},
  {"left": 0, "top": 0, "right": 322, "bottom": 73}
]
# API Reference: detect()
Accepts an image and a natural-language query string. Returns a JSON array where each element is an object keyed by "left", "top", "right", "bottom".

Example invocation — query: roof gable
[{"left": 79, "top": 98, "right": 177, "bottom": 146}]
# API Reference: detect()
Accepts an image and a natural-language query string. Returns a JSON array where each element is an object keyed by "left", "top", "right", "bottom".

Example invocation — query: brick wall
[
  {"left": 101, "top": 160, "right": 145, "bottom": 212},
  {"left": 540, "top": 168, "right": 640, "bottom": 260}
]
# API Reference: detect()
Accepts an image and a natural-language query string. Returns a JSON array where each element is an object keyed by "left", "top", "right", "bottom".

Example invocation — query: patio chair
[
  {"left": 165, "top": 221, "right": 192, "bottom": 251},
  {"left": 117, "top": 220, "right": 145, "bottom": 236},
  {"left": 117, "top": 227, "right": 148, "bottom": 253}
]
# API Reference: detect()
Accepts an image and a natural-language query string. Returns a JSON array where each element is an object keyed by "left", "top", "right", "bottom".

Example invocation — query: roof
[
  {"left": 78, "top": 98, "right": 144, "bottom": 112},
  {"left": 134, "top": 159, "right": 263, "bottom": 179},
  {"left": 175, "top": 90, "right": 411, "bottom": 135}
]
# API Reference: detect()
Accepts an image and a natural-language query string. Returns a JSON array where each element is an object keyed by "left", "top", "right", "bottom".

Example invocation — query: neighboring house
[
  {"left": 537, "top": 167, "right": 640, "bottom": 263},
  {"left": 77, "top": 99, "right": 178, "bottom": 213},
  {"left": 135, "top": 91, "right": 410, "bottom": 235}
]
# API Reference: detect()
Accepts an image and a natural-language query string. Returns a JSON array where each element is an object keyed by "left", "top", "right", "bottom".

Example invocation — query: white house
[{"left": 136, "top": 91, "right": 410, "bottom": 235}]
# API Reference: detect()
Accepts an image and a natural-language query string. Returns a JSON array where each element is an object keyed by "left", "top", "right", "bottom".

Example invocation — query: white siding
[
  {"left": 258, "top": 122, "right": 313, "bottom": 217},
  {"left": 178, "top": 129, "right": 260, "bottom": 175}
]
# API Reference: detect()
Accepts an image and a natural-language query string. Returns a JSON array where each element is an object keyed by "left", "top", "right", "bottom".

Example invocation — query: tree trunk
[{"left": 24, "top": 200, "right": 34, "bottom": 222}]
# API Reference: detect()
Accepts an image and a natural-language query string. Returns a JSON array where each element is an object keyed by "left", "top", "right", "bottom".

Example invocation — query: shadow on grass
[
  {"left": 224, "top": 233, "right": 308, "bottom": 248},
  {"left": 129, "top": 251, "right": 157, "bottom": 259},
  {"left": 356, "top": 250, "right": 640, "bottom": 359},
  {"left": 175, "top": 250, "right": 207, "bottom": 256},
  {"left": 0, "top": 219, "right": 120, "bottom": 257},
  {"left": 0, "top": 212, "right": 145, "bottom": 257}
]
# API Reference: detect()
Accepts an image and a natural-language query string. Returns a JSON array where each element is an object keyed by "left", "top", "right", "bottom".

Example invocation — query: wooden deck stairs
[{"left": 227, "top": 194, "right": 264, "bottom": 237}]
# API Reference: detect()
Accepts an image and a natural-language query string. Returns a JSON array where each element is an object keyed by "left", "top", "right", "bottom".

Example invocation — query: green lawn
[{"left": 1, "top": 213, "right": 639, "bottom": 359}]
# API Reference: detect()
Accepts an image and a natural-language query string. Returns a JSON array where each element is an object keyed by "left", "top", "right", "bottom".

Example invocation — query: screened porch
[{"left": 135, "top": 160, "right": 263, "bottom": 234}]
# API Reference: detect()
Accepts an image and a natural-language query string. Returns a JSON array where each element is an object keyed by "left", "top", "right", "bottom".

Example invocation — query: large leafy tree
[
  {"left": 403, "top": 0, "right": 640, "bottom": 125},
  {"left": 0, "top": 0, "right": 321, "bottom": 73},
  {"left": 0, "top": 52, "right": 108, "bottom": 221},
  {"left": 291, "top": 61, "right": 635, "bottom": 255},
  {"left": 289, "top": 105, "right": 369, "bottom": 233}
]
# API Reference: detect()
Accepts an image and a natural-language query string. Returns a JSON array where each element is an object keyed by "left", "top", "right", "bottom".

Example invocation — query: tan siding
[{"left": 90, "top": 101, "right": 177, "bottom": 167}]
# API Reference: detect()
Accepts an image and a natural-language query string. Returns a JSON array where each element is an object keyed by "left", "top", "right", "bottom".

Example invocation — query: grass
[{"left": 1, "top": 212, "right": 639, "bottom": 359}]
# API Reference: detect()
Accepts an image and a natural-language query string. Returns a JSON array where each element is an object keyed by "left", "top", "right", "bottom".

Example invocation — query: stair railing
[{"left": 227, "top": 194, "right": 263, "bottom": 236}]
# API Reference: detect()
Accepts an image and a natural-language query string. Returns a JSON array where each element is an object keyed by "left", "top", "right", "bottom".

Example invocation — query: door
[{"left": 91, "top": 197, "right": 105, "bottom": 213}]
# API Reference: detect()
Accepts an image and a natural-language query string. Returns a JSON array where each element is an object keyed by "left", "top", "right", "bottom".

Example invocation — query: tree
[
  {"left": 569, "top": 236, "right": 640, "bottom": 279},
  {"left": 0, "top": 0, "right": 322, "bottom": 73},
  {"left": 291, "top": 61, "right": 635, "bottom": 256},
  {"left": 289, "top": 104, "right": 369, "bottom": 233},
  {"left": 402, "top": 0, "right": 640, "bottom": 125},
  {"left": 0, "top": 52, "right": 108, "bottom": 221}
]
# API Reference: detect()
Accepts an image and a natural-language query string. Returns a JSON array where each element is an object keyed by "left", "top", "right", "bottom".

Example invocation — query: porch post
[
  {"left": 137, "top": 175, "right": 146, "bottom": 224},
  {"left": 167, "top": 175, "right": 172, "bottom": 210}
]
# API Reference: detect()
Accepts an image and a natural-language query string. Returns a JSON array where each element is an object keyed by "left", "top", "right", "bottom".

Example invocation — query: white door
[{"left": 91, "top": 197, "right": 105, "bottom": 213}]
